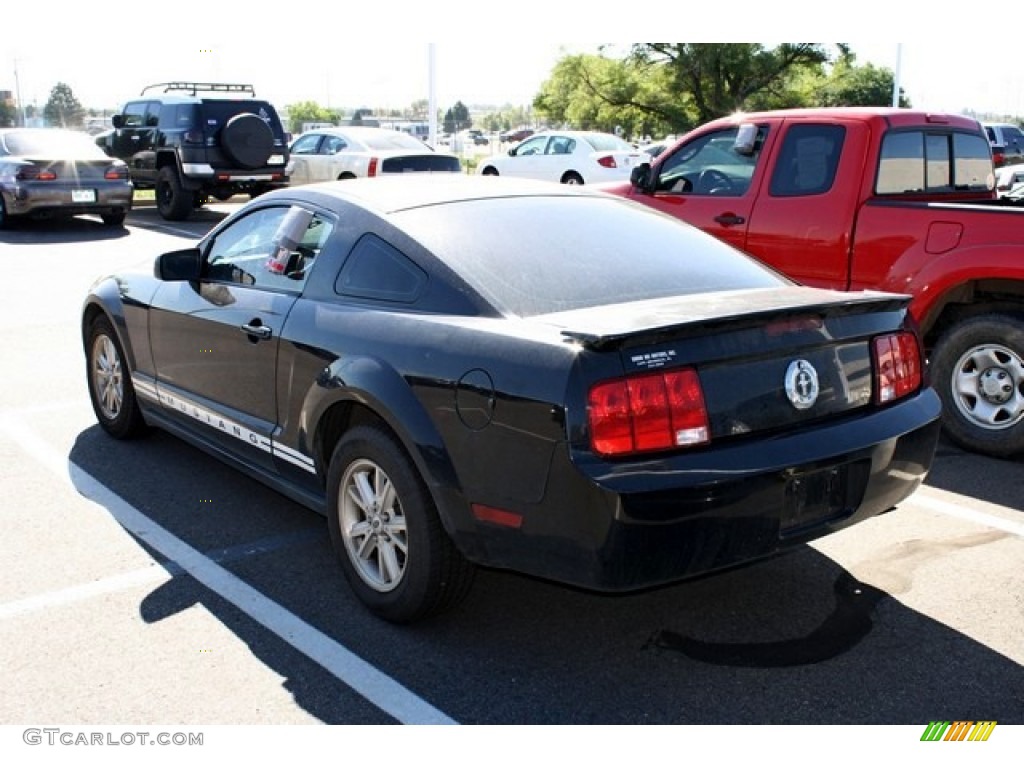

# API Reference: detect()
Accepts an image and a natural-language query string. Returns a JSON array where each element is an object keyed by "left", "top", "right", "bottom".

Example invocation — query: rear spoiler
[{"left": 558, "top": 290, "right": 910, "bottom": 351}]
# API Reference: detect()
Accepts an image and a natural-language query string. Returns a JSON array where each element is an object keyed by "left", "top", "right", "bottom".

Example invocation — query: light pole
[{"left": 13, "top": 58, "right": 27, "bottom": 127}]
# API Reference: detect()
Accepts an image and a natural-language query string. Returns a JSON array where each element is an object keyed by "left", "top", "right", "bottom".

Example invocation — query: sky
[{"left": 2, "top": 6, "right": 1017, "bottom": 119}]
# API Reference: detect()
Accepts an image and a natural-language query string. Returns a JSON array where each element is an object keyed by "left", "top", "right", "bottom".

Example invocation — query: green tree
[
  {"left": 284, "top": 100, "right": 338, "bottom": 133},
  {"left": 443, "top": 100, "right": 471, "bottom": 133},
  {"left": 43, "top": 82, "right": 85, "bottom": 128},
  {"left": 630, "top": 44, "right": 832, "bottom": 125},
  {"left": 817, "top": 58, "right": 910, "bottom": 107},
  {"left": 535, "top": 52, "right": 680, "bottom": 137}
]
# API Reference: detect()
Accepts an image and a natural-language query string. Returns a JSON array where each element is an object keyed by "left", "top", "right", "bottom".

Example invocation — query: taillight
[
  {"left": 104, "top": 165, "right": 128, "bottom": 180},
  {"left": 993, "top": 149, "right": 1005, "bottom": 166},
  {"left": 873, "top": 332, "right": 922, "bottom": 404},
  {"left": 588, "top": 369, "right": 709, "bottom": 457},
  {"left": 16, "top": 165, "right": 56, "bottom": 181},
  {"left": 367, "top": 157, "right": 379, "bottom": 177},
  {"left": 596, "top": 155, "right": 618, "bottom": 169}
]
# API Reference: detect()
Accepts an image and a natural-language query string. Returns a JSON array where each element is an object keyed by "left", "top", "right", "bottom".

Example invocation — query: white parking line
[
  {"left": 0, "top": 417, "right": 457, "bottom": 726},
  {"left": 912, "top": 486, "right": 1024, "bottom": 538}
]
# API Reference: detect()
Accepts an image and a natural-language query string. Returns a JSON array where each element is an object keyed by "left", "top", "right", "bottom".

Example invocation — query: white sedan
[
  {"left": 476, "top": 130, "right": 647, "bottom": 185},
  {"left": 287, "top": 127, "right": 462, "bottom": 185}
]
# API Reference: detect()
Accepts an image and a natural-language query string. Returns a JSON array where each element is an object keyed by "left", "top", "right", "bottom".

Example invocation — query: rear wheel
[
  {"left": 85, "top": 315, "right": 147, "bottom": 439},
  {"left": 326, "top": 425, "right": 475, "bottom": 623},
  {"left": 931, "top": 313, "right": 1024, "bottom": 457},
  {"left": 0, "top": 196, "right": 9, "bottom": 229},
  {"left": 481, "top": 166, "right": 499, "bottom": 176},
  {"left": 156, "top": 166, "right": 193, "bottom": 221},
  {"left": 561, "top": 171, "right": 584, "bottom": 185}
]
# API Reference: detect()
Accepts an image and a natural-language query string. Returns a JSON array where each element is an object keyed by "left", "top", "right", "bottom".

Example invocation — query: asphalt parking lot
[{"left": 1, "top": 204, "right": 1021, "bottom": 746}]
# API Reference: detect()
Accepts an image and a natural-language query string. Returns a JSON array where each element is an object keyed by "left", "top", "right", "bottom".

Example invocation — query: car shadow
[
  {"left": 0, "top": 215, "right": 131, "bottom": 244},
  {"left": 68, "top": 425, "right": 1024, "bottom": 725},
  {"left": 925, "top": 436, "right": 1024, "bottom": 512}
]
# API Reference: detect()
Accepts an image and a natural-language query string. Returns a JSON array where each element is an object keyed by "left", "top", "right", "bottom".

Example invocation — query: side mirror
[
  {"left": 630, "top": 162, "right": 652, "bottom": 191},
  {"left": 733, "top": 123, "right": 758, "bottom": 156},
  {"left": 156, "top": 248, "right": 202, "bottom": 282},
  {"left": 111, "top": 114, "right": 124, "bottom": 129}
]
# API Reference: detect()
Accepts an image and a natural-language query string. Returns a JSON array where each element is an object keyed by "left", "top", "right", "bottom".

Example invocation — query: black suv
[{"left": 98, "top": 82, "right": 290, "bottom": 220}]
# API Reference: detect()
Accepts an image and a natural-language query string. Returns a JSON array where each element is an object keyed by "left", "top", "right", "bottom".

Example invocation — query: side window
[
  {"left": 769, "top": 124, "right": 845, "bottom": 197},
  {"left": 335, "top": 234, "right": 427, "bottom": 303},
  {"left": 322, "top": 135, "right": 347, "bottom": 154},
  {"left": 290, "top": 134, "right": 321, "bottom": 155},
  {"left": 203, "top": 206, "right": 334, "bottom": 292},
  {"left": 655, "top": 126, "right": 764, "bottom": 196},
  {"left": 144, "top": 102, "right": 160, "bottom": 127},
  {"left": 515, "top": 136, "right": 547, "bottom": 156},
  {"left": 878, "top": 130, "right": 992, "bottom": 194}
]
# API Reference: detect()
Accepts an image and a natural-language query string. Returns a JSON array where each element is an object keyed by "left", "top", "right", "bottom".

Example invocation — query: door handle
[
  {"left": 714, "top": 213, "right": 745, "bottom": 226},
  {"left": 240, "top": 323, "right": 272, "bottom": 339}
]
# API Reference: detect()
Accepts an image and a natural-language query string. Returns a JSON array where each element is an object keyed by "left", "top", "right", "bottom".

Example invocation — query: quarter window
[{"left": 335, "top": 234, "right": 426, "bottom": 303}]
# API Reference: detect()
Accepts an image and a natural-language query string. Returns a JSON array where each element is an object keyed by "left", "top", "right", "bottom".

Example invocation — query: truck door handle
[
  {"left": 714, "top": 213, "right": 745, "bottom": 226},
  {"left": 240, "top": 323, "right": 273, "bottom": 340}
]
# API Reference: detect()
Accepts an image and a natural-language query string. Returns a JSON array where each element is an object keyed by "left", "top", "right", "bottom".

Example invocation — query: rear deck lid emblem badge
[{"left": 785, "top": 359, "right": 819, "bottom": 410}]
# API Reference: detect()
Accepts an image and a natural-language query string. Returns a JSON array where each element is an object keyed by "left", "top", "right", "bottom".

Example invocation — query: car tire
[
  {"left": 221, "top": 113, "right": 274, "bottom": 170},
  {"left": 561, "top": 171, "right": 584, "bottom": 185},
  {"left": 156, "top": 166, "right": 193, "bottom": 221},
  {"left": 0, "top": 196, "right": 9, "bottom": 229},
  {"left": 85, "top": 314, "right": 148, "bottom": 440},
  {"left": 481, "top": 167, "right": 499, "bottom": 176},
  {"left": 101, "top": 210, "right": 126, "bottom": 227},
  {"left": 930, "top": 313, "right": 1024, "bottom": 457},
  {"left": 326, "top": 425, "right": 475, "bottom": 623}
]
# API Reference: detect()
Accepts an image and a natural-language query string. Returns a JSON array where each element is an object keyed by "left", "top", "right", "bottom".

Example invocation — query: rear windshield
[
  {"left": 582, "top": 133, "right": 635, "bottom": 152},
  {"left": 198, "top": 100, "right": 286, "bottom": 137},
  {"left": 0, "top": 129, "right": 109, "bottom": 159},
  {"left": 393, "top": 195, "right": 787, "bottom": 317}
]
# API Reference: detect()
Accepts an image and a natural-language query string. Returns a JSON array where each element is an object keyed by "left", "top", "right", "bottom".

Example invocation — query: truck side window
[
  {"left": 769, "top": 124, "right": 845, "bottom": 197},
  {"left": 655, "top": 127, "right": 763, "bottom": 197},
  {"left": 878, "top": 130, "right": 993, "bottom": 194}
]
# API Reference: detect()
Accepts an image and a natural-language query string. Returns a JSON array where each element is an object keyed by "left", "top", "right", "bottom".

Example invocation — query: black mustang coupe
[{"left": 82, "top": 176, "right": 941, "bottom": 623}]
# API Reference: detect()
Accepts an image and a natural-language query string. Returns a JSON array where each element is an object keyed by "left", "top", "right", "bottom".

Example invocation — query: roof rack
[{"left": 140, "top": 82, "right": 256, "bottom": 96}]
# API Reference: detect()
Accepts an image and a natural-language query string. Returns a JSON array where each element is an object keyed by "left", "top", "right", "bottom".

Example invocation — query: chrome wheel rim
[
  {"left": 91, "top": 334, "right": 123, "bottom": 421},
  {"left": 339, "top": 458, "right": 408, "bottom": 592},
  {"left": 951, "top": 342, "right": 1024, "bottom": 431}
]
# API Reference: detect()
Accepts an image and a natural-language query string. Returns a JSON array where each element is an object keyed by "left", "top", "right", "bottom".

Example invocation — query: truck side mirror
[{"left": 111, "top": 114, "right": 124, "bottom": 129}]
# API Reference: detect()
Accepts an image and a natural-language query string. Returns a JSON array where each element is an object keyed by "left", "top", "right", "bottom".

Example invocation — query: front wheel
[
  {"left": 85, "top": 315, "right": 147, "bottom": 439},
  {"left": 326, "top": 425, "right": 475, "bottom": 623},
  {"left": 481, "top": 166, "right": 499, "bottom": 176},
  {"left": 930, "top": 313, "right": 1024, "bottom": 457}
]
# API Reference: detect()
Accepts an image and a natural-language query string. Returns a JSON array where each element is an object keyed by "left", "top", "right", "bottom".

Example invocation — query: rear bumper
[
  {"left": 2, "top": 183, "right": 133, "bottom": 217},
  {"left": 461, "top": 388, "right": 942, "bottom": 591}
]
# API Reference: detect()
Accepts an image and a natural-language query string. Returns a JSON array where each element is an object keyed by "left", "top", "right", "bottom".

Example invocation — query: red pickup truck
[{"left": 602, "top": 107, "right": 1024, "bottom": 459}]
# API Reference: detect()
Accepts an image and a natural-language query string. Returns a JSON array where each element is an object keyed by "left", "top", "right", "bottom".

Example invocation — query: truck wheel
[
  {"left": 930, "top": 314, "right": 1024, "bottom": 457},
  {"left": 326, "top": 425, "right": 475, "bottom": 623},
  {"left": 156, "top": 166, "right": 193, "bottom": 221}
]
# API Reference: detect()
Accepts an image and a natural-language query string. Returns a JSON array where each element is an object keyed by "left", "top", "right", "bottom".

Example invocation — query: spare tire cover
[{"left": 221, "top": 113, "right": 274, "bottom": 169}]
